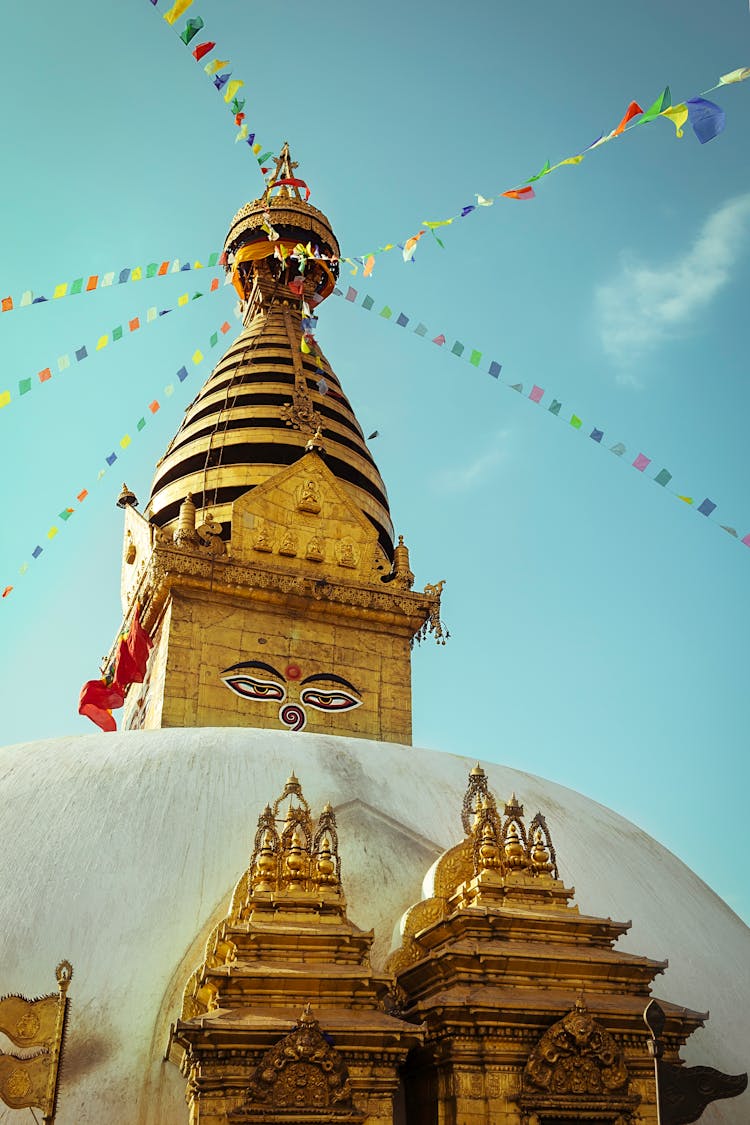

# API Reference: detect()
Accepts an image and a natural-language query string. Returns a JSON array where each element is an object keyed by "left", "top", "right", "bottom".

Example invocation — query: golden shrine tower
[{"left": 113, "top": 144, "right": 444, "bottom": 741}]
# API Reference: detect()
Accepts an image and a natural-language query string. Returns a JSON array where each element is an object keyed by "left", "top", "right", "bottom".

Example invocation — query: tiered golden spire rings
[{"left": 248, "top": 775, "right": 343, "bottom": 897}]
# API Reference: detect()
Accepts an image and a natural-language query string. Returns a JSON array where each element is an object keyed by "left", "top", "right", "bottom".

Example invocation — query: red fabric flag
[
  {"left": 192, "top": 40, "right": 215, "bottom": 61},
  {"left": 614, "top": 100, "right": 643, "bottom": 135},
  {"left": 502, "top": 186, "right": 536, "bottom": 201},
  {"left": 114, "top": 605, "right": 153, "bottom": 691},
  {"left": 272, "top": 177, "right": 311, "bottom": 201},
  {"left": 78, "top": 679, "right": 124, "bottom": 732}
]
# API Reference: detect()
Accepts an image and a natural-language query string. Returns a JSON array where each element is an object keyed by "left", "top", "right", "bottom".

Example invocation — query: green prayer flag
[
  {"left": 59, "top": 508, "right": 73, "bottom": 521},
  {"left": 210, "top": 332, "right": 218, "bottom": 347},
  {"left": 18, "top": 377, "right": 32, "bottom": 395},
  {"left": 640, "top": 86, "right": 672, "bottom": 124},
  {"left": 180, "top": 16, "right": 204, "bottom": 44},
  {"left": 548, "top": 399, "right": 562, "bottom": 415},
  {"left": 414, "top": 323, "right": 427, "bottom": 336},
  {"left": 570, "top": 415, "right": 582, "bottom": 429},
  {"left": 146, "top": 263, "right": 158, "bottom": 278},
  {"left": 136, "top": 417, "right": 146, "bottom": 432},
  {"left": 70, "top": 277, "right": 83, "bottom": 295},
  {"left": 208, "top": 252, "right": 219, "bottom": 267},
  {"left": 654, "top": 468, "right": 672, "bottom": 487},
  {"left": 451, "top": 341, "right": 464, "bottom": 357},
  {"left": 113, "top": 325, "right": 123, "bottom": 341},
  {"left": 469, "top": 349, "right": 482, "bottom": 367},
  {"left": 509, "top": 383, "right": 523, "bottom": 393},
  {"left": 527, "top": 159, "right": 551, "bottom": 183},
  {"left": 362, "top": 295, "right": 374, "bottom": 310},
  {"left": 379, "top": 305, "right": 392, "bottom": 319}
]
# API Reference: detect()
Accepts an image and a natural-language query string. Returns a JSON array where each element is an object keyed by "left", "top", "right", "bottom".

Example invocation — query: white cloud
[
  {"left": 595, "top": 193, "right": 750, "bottom": 373},
  {"left": 436, "top": 429, "right": 511, "bottom": 492}
]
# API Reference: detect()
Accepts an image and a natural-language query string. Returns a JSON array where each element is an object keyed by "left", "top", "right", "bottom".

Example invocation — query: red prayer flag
[
  {"left": 220, "top": 321, "right": 231, "bottom": 333},
  {"left": 78, "top": 679, "right": 124, "bottom": 732},
  {"left": 502, "top": 186, "right": 536, "bottom": 201},
  {"left": 114, "top": 605, "right": 153, "bottom": 691},
  {"left": 272, "top": 177, "right": 311, "bottom": 201},
  {"left": 2, "top": 586, "right": 13, "bottom": 598},
  {"left": 38, "top": 368, "right": 52, "bottom": 383},
  {"left": 77, "top": 489, "right": 89, "bottom": 502},
  {"left": 157, "top": 261, "right": 170, "bottom": 276},
  {"left": 86, "top": 275, "right": 99, "bottom": 291},
  {"left": 1, "top": 297, "right": 13, "bottom": 312},
  {"left": 192, "top": 40, "right": 215, "bottom": 61},
  {"left": 149, "top": 400, "right": 160, "bottom": 414},
  {"left": 614, "top": 100, "right": 643, "bottom": 136},
  {"left": 210, "top": 277, "right": 219, "bottom": 291},
  {"left": 129, "top": 317, "right": 140, "bottom": 332}
]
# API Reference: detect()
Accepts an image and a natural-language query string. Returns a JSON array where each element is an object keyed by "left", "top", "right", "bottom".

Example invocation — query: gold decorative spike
[
  {"left": 392, "top": 535, "right": 415, "bottom": 589},
  {"left": 503, "top": 821, "right": 528, "bottom": 870},
  {"left": 461, "top": 762, "right": 491, "bottom": 835},
  {"left": 528, "top": 812, "right": 559, "bottom": 880},
  {"left": 173, "top": 493, "right": 198, "bottom": 548},
  {"left": 265, "top": 142, "right": 302, "bottom": 201}
]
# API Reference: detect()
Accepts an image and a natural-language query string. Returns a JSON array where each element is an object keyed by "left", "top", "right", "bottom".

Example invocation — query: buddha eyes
[
  {"left": 221, "top": 674, "right": 287, "bottom": 702},
  {"left": 299, "top": 687, "right": 361, "bottom": 713}
]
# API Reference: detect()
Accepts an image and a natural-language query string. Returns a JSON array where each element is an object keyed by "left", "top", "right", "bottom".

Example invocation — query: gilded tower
[{"left": 113, "top": 145, "right": 444, "bottom": 742}]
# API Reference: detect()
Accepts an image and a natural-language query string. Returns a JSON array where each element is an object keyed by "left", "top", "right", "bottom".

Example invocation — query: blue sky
[{"left": 0, "top": 1, "right": 749, "bottom": 922}]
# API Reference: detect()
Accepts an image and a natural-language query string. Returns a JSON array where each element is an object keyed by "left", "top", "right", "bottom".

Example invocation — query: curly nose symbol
[{"left": 279, "top": 703, "right": 306, "bottom": 731}]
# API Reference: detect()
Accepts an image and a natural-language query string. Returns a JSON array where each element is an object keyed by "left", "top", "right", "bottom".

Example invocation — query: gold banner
[
  {"left": 0, "top": 992, "right": 58, "bottom": 1049},
  {"left": 0, "top": 1051, "right": 51, "bottom": 1110}
]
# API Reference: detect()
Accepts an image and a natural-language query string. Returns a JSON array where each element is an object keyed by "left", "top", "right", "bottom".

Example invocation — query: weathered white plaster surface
[{"left": 0, "top": 728, "right": 747, "bottom": 1123}]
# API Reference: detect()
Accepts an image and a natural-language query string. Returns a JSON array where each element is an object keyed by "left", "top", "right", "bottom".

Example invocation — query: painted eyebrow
[
  {"left": 222, "top": 661, "right": 285, "bottom": 679},
  {"left": 300, "top": 673, "right": 360, "bottom": 694}
]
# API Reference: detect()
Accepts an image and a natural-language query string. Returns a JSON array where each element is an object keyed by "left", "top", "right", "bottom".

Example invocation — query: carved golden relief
[
  {"left": 229, "top": 1007, "right": 361, "bottom": 1120},
  {"left": 278, "top": 529, "right": 298, "bottom": 556},
  {"left": 296, "top": 477, "right": 322, "bottom": 514},
  {"left": 523, "top": 1002, "right": 628, "bottom": 1097},
  {"left": 252, "top": 521, "right": 274, "bottom": 552},
  {"left": 337, "top": 539, "right": 358, "bottom": 568},
  {"left": 305, "top": 534, "right": 325, "bottom": 562}
]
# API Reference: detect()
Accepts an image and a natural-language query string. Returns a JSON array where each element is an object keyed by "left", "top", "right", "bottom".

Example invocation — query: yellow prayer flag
[
  {"left": 192, "top": 350, "right": 204, "bottom": 364},
  {"left": 224, "top": 79, "right": 244, "bottom": 104},
  {"left": 96, "top": 335, "right": 108, "bottom": 350},
  {"left": 165, "top": 384, "right": 175, "bottom": 396},
  {"left": 57, "top": 355, "right": 70, "bottom": 372},
  {"left": 300, "top": 337, "right": 312, "bottom": 353},
  {"left": 253, "top": 142, "right": 262, "bottom": 154},
  {"left": 146, "top": 308, "right": 157, "bottom": 323},
  {"left": 555, "top": 154, "right": 584, "bottom": 168},
  {"left": 476, "top": 195, "right": 494, "bottom": 206},
  {"left": 120, "top": 435, "right": 131, "bottom": 450},
  {"left": 131, "top": 266, "right": 142, "bottom": 281},
  {"left": 163, "top": 0, "right": 194, "bottom": 25},
  {"left": 178, "top": 293, "right": 189, "bottom": 307},
  {"left": 53, "top": 283, "right": 67, "bottom": 299},
  {"left": 0, "top": 390, "right": 10, "bottom": 409},
  {"left": 19, "top": 563, "right": 28, "bottom": 575},
  {"left": 194, "top": 260, "right": 203, "bottom": 269},
  {"left": 205, "top": 58, "right": 229, "bottom": 76},
  {"left": 422, "top": 219, "right": 454, "bottom": 229},
  {"left": 47, "top": 527, "right": 58, "bottom": 540},
  {"left": 660, "top": 104, "right": 688, "bottom": 137},
  {"left": 678, "top": 495, "right": 694, "bottom": 505}
]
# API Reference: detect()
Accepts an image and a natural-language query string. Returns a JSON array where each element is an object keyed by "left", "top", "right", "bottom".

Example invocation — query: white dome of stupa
[{"left": 0, "top": 727, "right": 747, "bottom": 1124}]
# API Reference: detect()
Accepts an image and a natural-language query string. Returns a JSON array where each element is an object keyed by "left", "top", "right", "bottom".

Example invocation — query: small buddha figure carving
[
  {"left": 478, "top": 822, "right": 502, "bottom": 871},
  {"left": 278, "top": 529, "right": 298, "bottom": 557},
  {"left": 297, "top": 478, "right": 321, "bottom": 514},
  {"left": 531, "top": 827, "right": 553, "bottom": 874},
  {"left": 253, "top": 829, "right": 277, "bottom": 893},
  {"left": 338, "top": 539, "right": 357, "bottom": 568},
  {"left": 253, "top": 521, "right": 273, "bottom": 553},
  {"left": 314, "top": 835, "right": 338, "bottom": 888},
  {"left": 284, "top": 828, "right": 308, "bottom": 890},
  {"left": 306, "top": 535, "right": 324, "bottom": 562},
  {"left": 504, "top": 822, "right": 527, "bottom": 869}
]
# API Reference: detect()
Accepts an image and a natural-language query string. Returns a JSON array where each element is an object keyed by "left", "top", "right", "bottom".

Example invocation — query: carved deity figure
[{"left": 297, "top": 478, "right": 322, "bottom": 514}]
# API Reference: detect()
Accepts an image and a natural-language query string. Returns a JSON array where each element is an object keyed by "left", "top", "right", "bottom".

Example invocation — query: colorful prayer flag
[
  {"left": 502, "top": 186, "right": 535, "bottom": 201},
  {"left": 570, "top": 415, "right": 582, "bottom": 429},
  {"left": 590, "top": 428, "right": 603, "bottom": 442},
  {"left": 38, "top": 368, "right": 52, "bottom": 382},
  {"left": 149, "top": 401, "right": 160, "bottom": 414},
  {"left": 78, "top": 678, "right": 124, "bottom": 732},
  {"left": 639, "top": 87, "right": 672, "bottom": 125},
  {"left": 163, "top": 0, "right": 195, "bottom": 24},
  {"left": 686, "top": 97, "right": 726, "bottom": 144},
  {"left": 451, "top": 341, "right": 464, "bottom": 357},
  {"left": 224, "top": 79, "right": 244, "bottom": 103},
  {"left": 380, "top": 306, "right": 393, "bottom": 319},
  {"left": 633, "top": 453, "right": 651, "bottom": 471},
  {"left": 660, "top": 104, "right": 689, "bottom": 137},
  {"left": 529, "top": 385, "right": 544, "bottom": 403},
  {"left": 179, "top": 16, "right": 204, "bottom": 43},
  {"left": 614, "top": 100, "right": 643, "bottom": 135},
  {"left": 469, "top": 350, "right": 482, "bottom": 367},
  {"left": 396, "top": 313, "right": 409, "bottom": 328},
  {"left": 697, "top": 498, "right": 716, "bottom": 517},
  {"left": 433, "top": 334, "right": 446, "bottom": 346},
  {"left": 193, "top": 40, "right": 215, "bottom": 61},
  {"left": 345, "top": 287, "right": 357, "bottom": 302},
  {"left": 548, "top": 400, "right": 562, "bottom": 415},
  {"left": 0, "top": 390, "right": 11, "bottom": 409},
  {"left": 719, "top": 67, "right": 750, "bottom": 85},
  {"left": 654, "top": 468, "right": 672, "bottom": 487},
  {"left": 489, "top": 361, "right": 502, "bottom": 379},
  {"left": 362, "top": 295, "right": 374, "bottom": 310}
]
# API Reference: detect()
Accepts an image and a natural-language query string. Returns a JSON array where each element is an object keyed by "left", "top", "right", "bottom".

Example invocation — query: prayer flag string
[
  {"left": 337, "top": 66, "right": 749, "bottom": 274},
  {"left": 147, "top": 0, "right": 276, "bottom": 173},
  {"left": 0, "top": 277, "right": 227, "bottom": 413},
  {"left": 0, "top": 321, "right": 235, "bottom": 603},
  {"left": 332, "top": 285, "right": 750, "bottom": 552},
  {"left": 0, "top": 253, "right": 222, "bottom": 318}
]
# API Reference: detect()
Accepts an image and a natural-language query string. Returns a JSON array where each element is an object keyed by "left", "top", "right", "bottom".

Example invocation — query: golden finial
[
  {"left": 470, "top": 763, "right": 485, "bottom": 777},
  {"left": 266, "top": 142, "right": 302, "bottom": 201},
  {"left": 173, "top": 492, "right": 198, "bottom": 546},
  {"left": 116, "top": 482, "right": 138, "bottom": 509},
  {"left": 392, "top": 534, "right": 415, "bottom": 589},
  {"left": 504, "top": 822, "right": 527, "bottom": 869},
  {"left": 531, "top": 827, "right": 553, "bottom": 874},
  {"left": 504, "top": 793, "right": 524, "bottom": 818}
]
